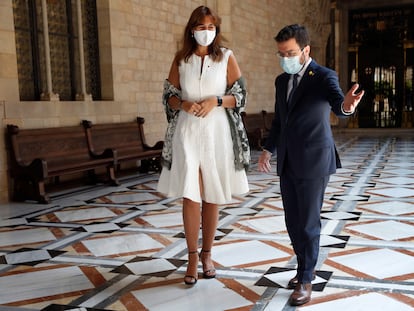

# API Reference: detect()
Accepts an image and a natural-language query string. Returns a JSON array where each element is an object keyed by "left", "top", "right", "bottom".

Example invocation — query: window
[{"left": 13, "top": 0, "right": 101, "bottom": 101}]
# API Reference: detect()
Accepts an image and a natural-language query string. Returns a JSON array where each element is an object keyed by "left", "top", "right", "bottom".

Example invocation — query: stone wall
[{"left": 0, "top": 0, "right": 328, "bottom": 203}]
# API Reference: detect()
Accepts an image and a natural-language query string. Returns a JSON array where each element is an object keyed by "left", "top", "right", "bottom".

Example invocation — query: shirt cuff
[
  {"left": 341, "top": 102, "right": 354, "bottom": 115},
  {"left": 262, "top": 148, "right": 273, "bottom": 156}
]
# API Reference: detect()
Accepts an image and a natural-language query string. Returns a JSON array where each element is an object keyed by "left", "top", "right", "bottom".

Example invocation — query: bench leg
[
  {"left": 36, "top": 180, "right": 51, "bottom": 204},
  {"left": 12, "top": 177, "right": 28, "bottom": 202},
  {"left": 108, "top": 166, "right": 120, "bottom": 186},
  {"left": 12, "top": 177, "right": 50, "bottom": 204},
  {"left": 139, "top": 158, "right": 162, "bottom": 173},
  {"left": 139, "top": 160, "right": 150, "bottom": 173}
]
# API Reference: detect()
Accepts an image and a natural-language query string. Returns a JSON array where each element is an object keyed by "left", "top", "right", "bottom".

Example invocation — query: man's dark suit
[{"left": 264, "top": 59, "right": 349, "bottom": 283}]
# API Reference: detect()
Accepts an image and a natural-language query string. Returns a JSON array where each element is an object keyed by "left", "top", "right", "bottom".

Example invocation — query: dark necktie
[{"left": 287, "top": 74, "right": 299, "bottom": 105}]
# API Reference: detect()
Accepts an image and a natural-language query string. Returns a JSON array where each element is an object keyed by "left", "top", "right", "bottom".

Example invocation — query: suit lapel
[
  {"left": 288, "top": 60, "right": 318, "bottom": 110},
  {"left": 280, "top": 74, "right": 289, "bottom": 104}
]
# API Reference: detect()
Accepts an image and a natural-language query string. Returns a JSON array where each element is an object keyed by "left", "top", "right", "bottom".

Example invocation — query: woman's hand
[
  {"left": 194, "top": 97, "right": 218, "bottom": 118},
  {"left": 182, "top": 100, "right": 201, "bottom": 116}
]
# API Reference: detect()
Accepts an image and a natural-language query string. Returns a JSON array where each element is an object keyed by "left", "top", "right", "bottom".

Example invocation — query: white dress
[{"left": 157, "top": 48, "right": 249, "bottom": 204}]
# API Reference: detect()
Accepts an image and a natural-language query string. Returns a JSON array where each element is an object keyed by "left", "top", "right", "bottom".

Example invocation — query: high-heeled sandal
[
  {"left": 184, "top": 251, "right": 199, "bottom": 285},
  {"left": 200, "top": 249, "right": 216, "bottom": 279}
]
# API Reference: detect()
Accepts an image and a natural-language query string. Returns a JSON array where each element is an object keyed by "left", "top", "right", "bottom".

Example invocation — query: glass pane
[{"left": 13, "top": 0, "right": 36, "bottom": 100}]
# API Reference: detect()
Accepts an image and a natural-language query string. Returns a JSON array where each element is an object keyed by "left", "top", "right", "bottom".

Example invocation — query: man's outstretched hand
[{"left": 343, "top": 83, "right": 365, "bottom": 113}]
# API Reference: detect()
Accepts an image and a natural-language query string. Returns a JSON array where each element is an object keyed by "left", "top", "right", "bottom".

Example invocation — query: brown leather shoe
[
  {"left": 289, "top": 283, "right": 312, "bottom": 306},
  {"left": 287, "top": 276, "right": 299, "bottom": 289},
  {"left": 287, "top": 272, "right": 316, "bottom": 289}
]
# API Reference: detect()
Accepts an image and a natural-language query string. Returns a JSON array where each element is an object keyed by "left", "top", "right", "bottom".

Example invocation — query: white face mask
[
  {"left": 280, "top": 54, "right": 304, "bottom": 75},
  {"left": 194, "top": 30, "right": 216, "bottom": 47}
]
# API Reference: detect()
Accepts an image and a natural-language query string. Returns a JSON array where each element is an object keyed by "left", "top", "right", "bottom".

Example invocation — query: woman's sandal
[
  {"left": 200, "top": 249, "right": 216, "bottom": 279},
  {"left": 184, "top": 251, "right": 199, "bottom": 285}
]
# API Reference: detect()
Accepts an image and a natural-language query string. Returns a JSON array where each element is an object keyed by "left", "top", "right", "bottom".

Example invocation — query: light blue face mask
[{"left": 279, "top": 54, "right": 304, "bottom": 74}]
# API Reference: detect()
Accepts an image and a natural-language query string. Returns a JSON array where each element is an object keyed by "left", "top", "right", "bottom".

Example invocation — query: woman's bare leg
[
  {"left": 183, "top": 198, "right": 201, "bottom": 284},
  {"left": 200, "top": 201, "right": 218, "bottom": 278}
]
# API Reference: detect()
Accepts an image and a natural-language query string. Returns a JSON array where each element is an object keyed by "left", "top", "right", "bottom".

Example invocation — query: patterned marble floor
[{"left": 0, "top": 130, "right": 413, "bottom": 311}]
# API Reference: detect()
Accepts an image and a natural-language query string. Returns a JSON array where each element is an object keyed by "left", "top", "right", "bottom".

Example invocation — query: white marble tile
[
  {"left": 248, "top": 183, "right": 263, "bottom": 191},
  {"left": 106, "top": 192, "right": 160, "bottom": 203},
  {"left": 329, "top": 277, "right": 414, "bottom": 292},
  {"left": 324, "top": 185, "right": 344, "bottom": 194},
  {"left": 51, "top": 255, "right": 125, "bottom": 267},
  {"left": 349, "top": 220, "right": 414, "bottom": 240},
  {"left": 320, "top": 235, "right": 348, "bottom": 247},
  {"left": 222, "top": 207, "right": 260, "bottom": 216},
  {"left": 82, "top": 223, "right": 121, "bottom": 232},
  {"left": 386, "top": 162, "right": 414, "bottom": 168},
  {"left": 359, "top": 201, "right": 414, "bottom": 215},
  {"left": 382, "top": 168, "right": 414, "bottom": 175},
  {"left": 0, "top": 218, "right": 27, "bottom": 227},
  {"left": 299, "top": 292, "right": 414, "bottom": 311},
  {"left": 321, "top": 220, "right": 341, "bottom": 234},
  {"left": 0, "top": 203, "right": 51, "bottom": 220},
  {"left": 368, "top": 187, "right": 414, "bottom": 198},
  {"left": 328, "top": 175, "right": 352, "bottom": 183},
  {"left": 5, "top": 249, "right": 51, "bottom": 264},
  {"left": 136, "top": 203, "right": 168, "bottom": 211},
  {"left": 330, "top": 248, "right": 414, "bottom": 279},
  {"left": 140, "top": 212, "right": 182, "bottom": 227},
  {"left": 55, "top": 207, "right": 116, "bottom": 222},
  {"left": 82, "top": 233, "right": 164, "bottom": 256},
  {"left": 213, "top": 240, "right": 290, "bottom": 267},
  {"left": 262, "top": 199, "right": 284, "bottom": 209},
  {"left": 378, "top": 176, "right": 414, "bottom": 185},
  {"left": 0, "top": 228, "right": 56, "bottom": 247},
  {"left": 334, "top": 168, "right": 355, "bottom": 174},
  {"left": 0, "top": 267, "right": 93, "bottom": 304},
  {"left": 250, "top": 192, "right": 279, "bottom": 198},
  {"left": 125, "top": 258, "right": 177, "bottom": 275},
  {"left": 132, "top": 278, "right": 252, "bottom": 311},
  {"left": 239, "top": 216, "right": 287, "bottom": 233}
]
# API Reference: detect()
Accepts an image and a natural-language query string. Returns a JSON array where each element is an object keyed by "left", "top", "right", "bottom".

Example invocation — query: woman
[{"left": 157, "top": 5, "right": 250, "bottom": 286}]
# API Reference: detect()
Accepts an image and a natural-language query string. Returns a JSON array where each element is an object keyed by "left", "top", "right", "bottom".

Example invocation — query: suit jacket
[{"left": 264, "top": 60, "right": 349, "bottom": 179}]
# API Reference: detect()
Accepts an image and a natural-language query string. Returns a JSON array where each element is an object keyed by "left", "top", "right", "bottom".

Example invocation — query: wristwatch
[{"left": 217, "top": 96, "right": 223, "bottom": 107}]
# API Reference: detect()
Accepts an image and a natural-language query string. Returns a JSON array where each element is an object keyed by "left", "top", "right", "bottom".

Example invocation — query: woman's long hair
[{"left": 175, "top": 6, "right": 223, "bottom": 65}]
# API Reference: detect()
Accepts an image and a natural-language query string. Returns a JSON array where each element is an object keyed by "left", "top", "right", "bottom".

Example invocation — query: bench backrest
[
  {"left": 7, "top": 124, "right": 90, "bottom": 165},
  {"left": 261, "top": 110, "right": 275, "bottom": 131},
  {"left": 241, "top": 112, "right": 265, "bottom": 131},
  {"left": 82, "top": 117, "right": 147, "bottom": 154}
]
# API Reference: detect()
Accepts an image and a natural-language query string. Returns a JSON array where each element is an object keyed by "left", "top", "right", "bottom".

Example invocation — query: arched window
[{"left": 13, "top": 0, "right": 101, "bottom": 101}]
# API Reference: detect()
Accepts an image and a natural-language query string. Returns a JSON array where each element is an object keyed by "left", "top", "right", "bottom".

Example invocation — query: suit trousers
[{"left": 280, "top": 163, "right": 329, "bottom": 283}]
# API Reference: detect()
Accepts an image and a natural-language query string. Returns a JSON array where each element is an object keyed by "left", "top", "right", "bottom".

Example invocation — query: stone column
[
  {"left": 40, "top": 0, "right": 59, "bottom": 101},
  {"left": 75, "top": 0, "right": 92, "bottom": 101}
]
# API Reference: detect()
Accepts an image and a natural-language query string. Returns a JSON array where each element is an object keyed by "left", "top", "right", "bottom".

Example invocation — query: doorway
[{"left": 348, "top": 5, "right": 414, "bottom": 128}]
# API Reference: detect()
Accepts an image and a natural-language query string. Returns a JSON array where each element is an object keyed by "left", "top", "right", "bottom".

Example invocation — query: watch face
[{"left": 217, "top": 96, "right": 222, "bottom": 106}]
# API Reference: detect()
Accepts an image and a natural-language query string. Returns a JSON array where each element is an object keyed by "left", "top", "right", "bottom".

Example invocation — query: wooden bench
[
  {"left": 81, "top": 117, "right": 163, "bottom": 174},
  {"left": 6, "top": 124, "right": 118, "bottom": 204},
  {"left": 261, "top": 110, "right": 275, "bottom": 133},
  {"left": 241, "top": 110, "right": 275, "bottom": 150},
  {"left": 241, "top": 111, "right": 266, "bottom": 150}
]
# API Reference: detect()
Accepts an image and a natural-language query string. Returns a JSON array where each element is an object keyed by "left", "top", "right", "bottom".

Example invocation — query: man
[{"left": 258, "top": 24, "right": 364, "bottom": 306}]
